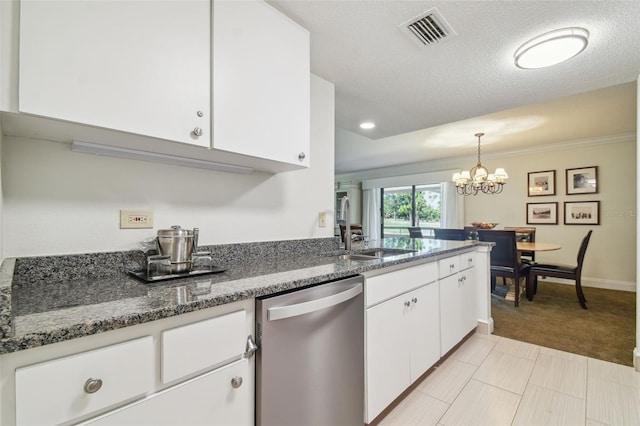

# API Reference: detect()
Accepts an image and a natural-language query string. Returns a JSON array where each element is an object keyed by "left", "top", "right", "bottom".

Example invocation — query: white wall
[
  {"left": 636, "top": 74, "right": 639, "bottom": 371},
  {"left": 0, "top": 129, "right": 4, "bottom": 260},
  {"left": 338, "top": 136, "right": 636, "bottom": 290},
  {"left": 0, "top": 74, "right": 335, "bottom": 257}
]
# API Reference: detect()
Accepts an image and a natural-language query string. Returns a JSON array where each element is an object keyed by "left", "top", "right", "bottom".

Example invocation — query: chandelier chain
[{"left": 475, "top": 132, "right": 484, "bottom": 166}]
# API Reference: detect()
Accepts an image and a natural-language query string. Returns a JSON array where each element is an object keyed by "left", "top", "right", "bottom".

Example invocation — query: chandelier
[{"left": 452, "top": 133, "right": 508, "bottom": 195}]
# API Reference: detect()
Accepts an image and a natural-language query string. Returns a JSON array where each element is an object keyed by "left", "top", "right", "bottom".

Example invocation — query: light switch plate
[
  {"left": 319, "top": 212, "right": 327, "bottom": 228},
  {"left": 120, "top": 210, "right": 154, "bottom": 229}
]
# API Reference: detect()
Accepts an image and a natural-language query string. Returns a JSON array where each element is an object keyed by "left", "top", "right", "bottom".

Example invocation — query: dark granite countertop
[{"left": 0, "top": 237, "right": 480, "bottom": 354}]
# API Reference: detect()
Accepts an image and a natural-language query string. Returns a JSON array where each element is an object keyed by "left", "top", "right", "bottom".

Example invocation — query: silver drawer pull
[
  {"left": 84, "top": 378, "right": 103, "bottom": 394},
  {"left": 231, "top": 376, "right": 243, "bottom": 389},
  {"left": 412, "top": 297, "right": 418, "bottom": 304}
]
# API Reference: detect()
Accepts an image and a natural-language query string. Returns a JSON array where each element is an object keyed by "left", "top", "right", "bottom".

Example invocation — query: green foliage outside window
[{"left": 383, "top": 190, "right": 440, "bottom": 224}]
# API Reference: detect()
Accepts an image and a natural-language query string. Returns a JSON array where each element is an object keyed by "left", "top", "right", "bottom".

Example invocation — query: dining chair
[
  {"left": 478, "top": 230, "right": 530, "bottom": 307},
  {"left": 526, "top": 230, "right": 592, "bottom": 309},
  {"left": 433, "top": 228, "right": 466, "bottom": 241},
  {"left": 407, "top": 227, "right": 423, "bottom": 238},
  {"left": 504, "top": 226, "right": 536, "bottom": 264}
]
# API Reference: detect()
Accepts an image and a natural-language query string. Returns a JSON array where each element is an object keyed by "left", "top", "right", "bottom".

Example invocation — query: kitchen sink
[{"left": 335, "top": 248, "right": 416, "bottom": 262}]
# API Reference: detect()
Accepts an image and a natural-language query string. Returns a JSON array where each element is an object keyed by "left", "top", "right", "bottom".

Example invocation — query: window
[{"left": 381, "top": 184, "right": 441, "bottom": 237}]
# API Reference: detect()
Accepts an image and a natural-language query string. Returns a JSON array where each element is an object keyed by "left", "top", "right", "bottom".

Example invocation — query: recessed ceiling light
[
  {"left": 514, "top": 27, "right": 589, "bottom": 69},
  {"left": 360, "top": 122, "right": 375, "bottom": 129}
]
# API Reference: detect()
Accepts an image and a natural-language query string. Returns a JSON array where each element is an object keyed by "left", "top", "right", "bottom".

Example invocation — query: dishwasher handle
[{"left": 267, "top": 282, "right": 362, "bottom": 321}]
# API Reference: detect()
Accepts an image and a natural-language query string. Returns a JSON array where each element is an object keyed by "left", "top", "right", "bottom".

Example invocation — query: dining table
[{"left": 516, "top": 241, "right": 561, "bottom": 252}]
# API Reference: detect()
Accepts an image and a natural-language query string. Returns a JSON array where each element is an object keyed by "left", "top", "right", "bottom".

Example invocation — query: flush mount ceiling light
[
  {"left": 452, "top": 133, "right": 508, "bottom": 195},
  {"left": 514, "top": 27, "right": 589, "bottom": 69},
  {"left": 359, "top": 122, "right": 375, "bottom": 129}
]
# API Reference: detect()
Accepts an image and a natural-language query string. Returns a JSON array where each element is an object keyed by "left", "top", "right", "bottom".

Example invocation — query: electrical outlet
[
  {"left": 319, "top": 212, "right": 327, "bottom": 228},
  {"left": 120, "top": 210, "right": 154, "bottom": 229}
]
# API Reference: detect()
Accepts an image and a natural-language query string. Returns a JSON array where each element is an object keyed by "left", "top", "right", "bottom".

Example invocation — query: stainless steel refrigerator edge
[{"left": 256, "top": 275, "right": 365, "bottom": 426}]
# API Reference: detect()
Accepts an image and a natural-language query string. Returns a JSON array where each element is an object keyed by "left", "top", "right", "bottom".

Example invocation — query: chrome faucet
[{"left": 340, "top": 196, "right": 351, "bottom": 250}]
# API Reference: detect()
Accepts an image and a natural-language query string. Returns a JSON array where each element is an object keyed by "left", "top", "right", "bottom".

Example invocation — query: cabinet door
[
  {"left": 19, "top": 0, "right": 210, "bottom": 147},
  {"left": 439, "top": 273, "right": 463, "bottom": 356},
  {"left": 408, "top": 283, "right": 440, "bottom": 382},
  {"left": 83, "top": 359, "right": 250, "bottom": 426},
  {"left": 365, "top": 295, "right": 410, "bottom": 423},
  {"left": 16, "top": 337, "right": 154, "bottom": 426},
  {"left": 459, "top": 268, "right": 478, "bottom": 335},
  {"left": 212, "top": 0, "right": 310, "bottom": 166}
]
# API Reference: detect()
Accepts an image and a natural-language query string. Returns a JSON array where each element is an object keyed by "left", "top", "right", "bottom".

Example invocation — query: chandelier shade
[{"left": 453, "top": 133, "right": 508, "bottom": 195}]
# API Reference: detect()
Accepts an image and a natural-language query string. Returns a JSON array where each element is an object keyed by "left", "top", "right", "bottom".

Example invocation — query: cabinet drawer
[
  {"left": 82, "top": 358, "right": 250, "bottom": 426},
  {"left": 365, "top": 262, "right": 438, "bottom": 307},
  {"left": 15, "top": 336, "right": 154, "bottom": 426},
  {"left": 459, "top": 252, "right": 476, "bottom": 270},
  {"left": 438, "top": 256, "right": 460, "bottom": 278},
  {"left": 162, "top": 309, "right": 246, "bottom": 384}
]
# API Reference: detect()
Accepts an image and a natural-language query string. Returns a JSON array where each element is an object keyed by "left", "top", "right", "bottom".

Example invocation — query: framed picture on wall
[
  {"left": 566, "top": 166, "right": 598, "bottom": 194},
  {"left": 527, "top": 202, "right": 558, "bottom": 224},
  {"left": 565, "top": 201, "right": 600, "bottom": 225},
  {"left": 527, "top": 170, "right": 556, "bottom": 196}
]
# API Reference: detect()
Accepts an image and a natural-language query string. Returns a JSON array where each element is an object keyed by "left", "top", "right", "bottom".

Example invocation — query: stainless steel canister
[{"left": 156, "top": 226, "right": 199, "bottom": 273}]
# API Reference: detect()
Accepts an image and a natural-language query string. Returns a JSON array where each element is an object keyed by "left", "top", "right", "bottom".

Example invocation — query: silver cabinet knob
[
  {"left": 196, "top": 110, "right": 204, "bottom": 117},
  {"left": 404, "top": 300, "right": 411, "bottom": 307},
  {"left": 192, "top": 127, "right": 204, "bottom": 137},
  {"left": 412, "top": 297, "right": 418, "bottom": 304},
  {"left": 298, "top": 152, "right": 306, "bottom": 161},
  {"left": 231, "top": 376, "right": 243, "bottom": 389},
  {"left": 84, "top": 378, "right": 103, "bottom": 394}
]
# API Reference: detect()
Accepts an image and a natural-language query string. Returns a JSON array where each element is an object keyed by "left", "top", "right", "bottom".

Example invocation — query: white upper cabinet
[
  {"left": 15, "top": 0, "right": 311, "bottom": 172},
  {"left": 18, "top": 0, "right": 211, "bottom": 147},
  {"left": 212, "top": 0, "right": 310, "bottom": 167}
]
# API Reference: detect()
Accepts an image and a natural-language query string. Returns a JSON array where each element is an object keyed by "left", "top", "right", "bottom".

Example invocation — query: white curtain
[
  {"left": 440, "top": 182, "right": 464, "bottom": 228},
  {"left": 362, "top": 189, "right": 381, "bottom": 243}
]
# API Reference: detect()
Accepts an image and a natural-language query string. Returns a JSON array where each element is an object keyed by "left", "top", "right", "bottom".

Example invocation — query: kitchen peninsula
[{"left": 0, "top": 237, "right": 492, "bottom": 425}]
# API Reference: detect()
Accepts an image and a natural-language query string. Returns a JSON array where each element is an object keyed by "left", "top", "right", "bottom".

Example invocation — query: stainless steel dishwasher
[{"left": 256, "top": 275, "right": 364, "bottom": 426}]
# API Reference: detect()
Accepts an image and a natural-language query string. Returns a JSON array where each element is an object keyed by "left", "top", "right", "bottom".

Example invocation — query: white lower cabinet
[
  {"left": 82, "top": 359, "right": 249, "bottom": 426},
  {"left": 439, "top": 253, "right": 477, "bottom": 355},
  {"left": 366, "top": 283, "right": 440, "bottom": 422},
  {"left": 364, "top": 262, "right": 440, "bottom": 423},
  {"left": 2, "top": 300, "right": 254, "bottom": 426},
  {"left": 365, "top": 250, "right": 482, "bottom": 423},
  {"left": 15, "top": 337, "right": 154, "bottom": 426},
  {"left": 409, "top": 284, "right": 440, "bottom": 380},
  {"left": 161, "top": 310, "right": 246, "bottom": 384}
]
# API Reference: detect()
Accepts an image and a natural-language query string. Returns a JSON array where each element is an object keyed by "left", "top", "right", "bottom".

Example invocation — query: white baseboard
[
  {"left": 539, "top": 277, "right": 636, "bottom": 293},
  {"left": 476, "top": 318, "right": 494, "bottom": 335}
]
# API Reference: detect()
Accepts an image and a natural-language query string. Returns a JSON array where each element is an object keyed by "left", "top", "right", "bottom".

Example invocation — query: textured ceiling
[{"left": 268, "top": 1, "right": 640, "bottom": 173}]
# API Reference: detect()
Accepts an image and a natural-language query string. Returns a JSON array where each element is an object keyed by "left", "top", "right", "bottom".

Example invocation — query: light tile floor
[{"left": 379, "top": 333, "right": 640, "bottom": 426}]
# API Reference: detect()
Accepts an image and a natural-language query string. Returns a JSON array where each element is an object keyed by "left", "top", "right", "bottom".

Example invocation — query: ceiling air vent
[{"left": 401, "top": 8, "right": 456, "bottom": 46}]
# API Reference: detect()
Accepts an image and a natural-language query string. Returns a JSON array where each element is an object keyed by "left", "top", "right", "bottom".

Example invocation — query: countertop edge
[{"left": 0, "top": 240, "right": 485, "bottom": 354}]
